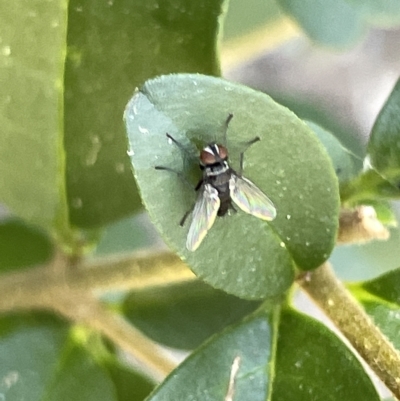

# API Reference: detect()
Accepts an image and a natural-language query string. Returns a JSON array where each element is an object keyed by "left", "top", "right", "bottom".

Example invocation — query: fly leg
[
  {"left": 222, "top": 113, "right": 234, "bottom": 146},
  {"left": 238, "top": 136, "right": 260, "bottom": 176},
  {"left": 155, "top": 165, "right": 203, "bottom": 226},
  {"left": 154, "top": 166, "right": 195, "bottom": 191}
]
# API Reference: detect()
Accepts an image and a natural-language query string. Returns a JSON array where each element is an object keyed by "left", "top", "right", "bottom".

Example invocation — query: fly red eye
[
  {"left": 217, "top": 145, "right": 228, "bottom": 160},
  {"left": 200, "top": 144, "right": 228, "bottom": 165},
  {"left": 200, "top": 149, "right": 217, "bottom": 165}
]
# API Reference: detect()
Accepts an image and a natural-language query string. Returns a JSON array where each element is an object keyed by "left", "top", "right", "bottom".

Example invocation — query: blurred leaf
[
  {"left": 0, "top": 313, "right": 153, "bottom": 401},
  {"left": 340, "top": 169, "right": 400, "bottom": 205},
  {"left": 362, "top": 201, "right": 397, "bottom": 226},
  {"left": 0, "top": 219, "right": 54, "bottom": 273},
  {"left": 361, "top": 300, "right": 400, "bottom": 351},
  {"left": 105, "top": 361, "right": 154, "bottom": 401},
  {"left": 276, "top": 0, "right": 366, "bottom": 48},
  {"left": 223, "top": 0, "right": 282, "bottom": 41},
  {"left": 349, "top": 275, "right": 400, "bottom": 353},
  {"left": 0, "top": 0, "right": 69, "bottom": 230},
  {"left": 273, "top": 309, "right": 379, "bottom": 400},
  {"left": 94, "top": 213, "right": 160, "bottom": 256},
  {"left": 346, "top": 0, "right": 400, "bottom": 27},
  {"left": 360, "top": 266, "right": 400, "bottom": 306},
  {"left": 64, "top": 0, "right": 225, "bottom": 228},
  {"left": 367, "top": 78, "right": 400, "bottom": 187},
  {"left": 123, "top": 281, "right": 260, "bottom": 349},
  {"left": 146, "top": 310, "right": 276, "bottom": 401},
  {"left": 306, "top": 120, "right": 361, "bottom": 185},
  {"left": 125, "top": 74, "right": 339, "bottom": 299}
]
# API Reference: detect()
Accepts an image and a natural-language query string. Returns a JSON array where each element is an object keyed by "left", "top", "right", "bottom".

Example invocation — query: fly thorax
[{"left": 204, "top": 161, "right": 229, "bottom": 177}]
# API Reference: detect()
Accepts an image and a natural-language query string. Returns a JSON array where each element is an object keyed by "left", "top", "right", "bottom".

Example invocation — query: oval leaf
[{"left": 125, "top": 74, "right": 339, "bottom": 299}]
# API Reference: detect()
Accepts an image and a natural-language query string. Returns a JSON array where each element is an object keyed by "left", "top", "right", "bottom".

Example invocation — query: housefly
[{"left": 156, "top": 113, "right": 277, "bottom": 251}]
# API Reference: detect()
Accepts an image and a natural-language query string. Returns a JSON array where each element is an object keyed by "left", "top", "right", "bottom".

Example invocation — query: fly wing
[
  {"left": 229, "top": 175, "right": 276, "bottom": 221},
  {"left": 186, "top": 184, "right": 220, "bottom": 251}
]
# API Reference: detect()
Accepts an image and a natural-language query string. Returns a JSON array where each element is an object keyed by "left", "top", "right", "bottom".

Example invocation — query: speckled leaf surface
[
  {"left": 125, "top": 74, "right": 339, "bottom": 299},
  {"left": 145, "top": 308, "right": 379, "bottom": 401}
]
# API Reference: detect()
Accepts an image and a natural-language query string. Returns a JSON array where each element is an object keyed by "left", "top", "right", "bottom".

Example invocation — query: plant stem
[
  {"left": 50, "top": 291, "right": 176, "bottom": 381},
  {"left": 0, "top": 249, "right": 195, "bottom": 313},
  {"left": 299, "top": 262, "right": 400, "bottom": 400}
]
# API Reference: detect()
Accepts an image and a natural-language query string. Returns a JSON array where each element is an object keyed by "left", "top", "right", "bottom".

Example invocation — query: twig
[
  {"left": 49, "top": 291, "right": 176, "bottom": 381},
  {"left": 299, "top": 262, "right": 400, "bottom": 400},
  {"left": 0, "top": 249, "right": 195, "bottom": 313}
]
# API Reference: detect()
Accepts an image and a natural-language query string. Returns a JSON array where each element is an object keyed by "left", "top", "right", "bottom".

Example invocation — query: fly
[{"left": 155, "top": 113, "right": 277, "bottom": 251}]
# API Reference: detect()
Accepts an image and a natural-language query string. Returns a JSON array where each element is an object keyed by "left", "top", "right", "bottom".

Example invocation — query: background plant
[{"left": 1, "top": 0, "right": 400, "bottom": 400}]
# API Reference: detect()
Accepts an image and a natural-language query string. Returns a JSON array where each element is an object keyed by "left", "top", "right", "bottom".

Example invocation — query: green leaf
[
  {"left": 305, "top": 121, "right": 361, "bottom": 185},
  {"left": 340, "top": 169, "right": 400, "bottom": 205},
  {"left": 0, "top": 219, "right": 54, "bottom": 273},
  {"left": 360, "top": 267, "right": 400, "bottom": 306},
  {"left": 146, "top": 310, "right": 276, "bottom": 401},
  {"left": 0, "top": 0, "right": 69, "bottom": 230},
  {"left": 146, "top": 308, "right": 379, "bottom": 400},
  {"left": 276, "top": 0, "right": 366, "bottom": 48},
  {"left": 105, "top": 360, "right": 154, "bottom": 401},
  {"left": 367, "top": 78, "right": 400, "bottom": 186},
  {"left": 0, "top": 313, "right": 153, "bottom": 401},
  {"left": 125, "top": 74, "right": 339, "bottom": 299},
  {"left": 94, "top": 213, "right": 159, "bottom": 256},
  {"left": 273, "top": 309, "right": 379, "bottom": 400},
  {"left": 64, "top": 0, "right": 225, "bottom": 228},
  {"left": 361, "top": 300, "right": 400, "bottom": 351},
  {"left": 123, "top": 281, "right": 260, "bottom": 349}
]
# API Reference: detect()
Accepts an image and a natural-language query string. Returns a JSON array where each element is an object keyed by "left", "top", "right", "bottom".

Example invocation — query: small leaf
[
  {"left": 367, "top": 78, "right": 400, "bottom": 186},
  {"left": 360, "top": 267, "right": 400, "bottom": 306},
  {"left": 146, "top": 311, "right": 276, "bottom": 401},
  {"left": 0, "top": 0, "right": 69, "bottom": 230},
  {"left": 306, "top": 121, "right": 361, "bottom": 185},
  {"left": 273, "top": 309, "right": 380, "bottom": 400},
  {"left": 64, "top": 0, "right": 225, "bottom": 228},
  {"left": 276, "top": 0, "right": 366, "bottom": 48},
  {"left": 125, "top": 74, "right": 339, "bottom": 299},
  {"left": 361, "top": 300, "right": 400, "bottom": 351},
  {"left": 123, "top": 281, "right": 260, "bottom": 349},
  {"left": 0, "top": 219, "right": 54, "bottom": 273}
]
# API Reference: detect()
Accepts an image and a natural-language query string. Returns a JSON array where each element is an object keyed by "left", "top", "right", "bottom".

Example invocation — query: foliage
[{"left": 1, "top": 0, "right": 400, "bottom": 400}]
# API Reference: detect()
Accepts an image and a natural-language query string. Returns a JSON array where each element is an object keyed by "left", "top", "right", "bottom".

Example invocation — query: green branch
[{"left": 299, "top": 263, "right": 400, "bottom": 400}]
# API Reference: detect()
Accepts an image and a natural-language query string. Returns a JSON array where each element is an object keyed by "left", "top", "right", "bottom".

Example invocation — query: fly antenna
[{"left": 222, "top": 113, "right": 234, "bottom": 146}]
